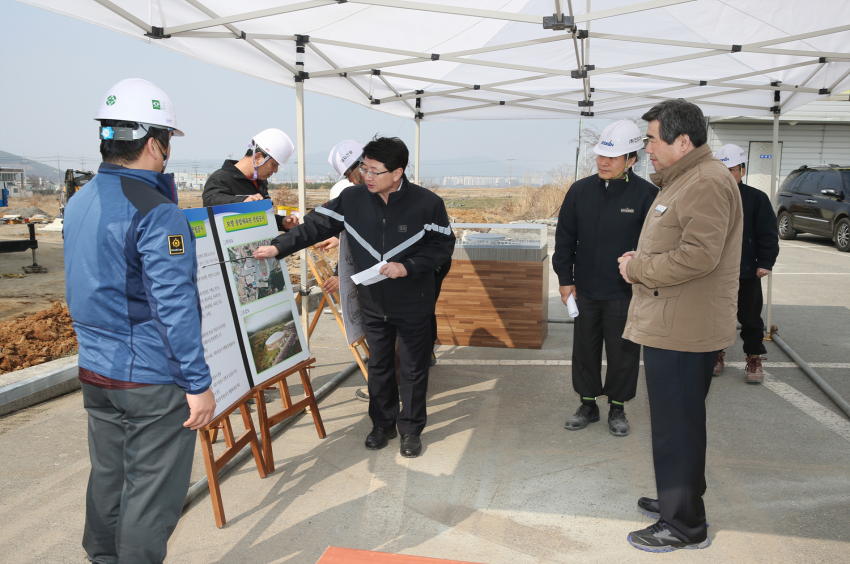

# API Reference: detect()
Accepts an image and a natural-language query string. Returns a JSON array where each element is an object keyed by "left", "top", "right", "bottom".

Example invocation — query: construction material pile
[{"left": 0, "top": 302, "right": 77, "bottom": 374}]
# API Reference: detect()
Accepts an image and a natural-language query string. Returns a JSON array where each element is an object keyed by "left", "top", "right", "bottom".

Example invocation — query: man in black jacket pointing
[
  {"left": 554, "top": 120, "right": 658, "bottom": 437},
  {"left": 254, "top": 137, "right": 455, "bottom": 458}
]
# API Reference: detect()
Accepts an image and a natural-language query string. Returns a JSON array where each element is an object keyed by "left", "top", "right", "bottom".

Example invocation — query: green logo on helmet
[
  {"left": 106, "top": 95, "right": 116, "bottom": 106},
  {"left": 152, "top": 100, "right": 161, "bottom": 110}
]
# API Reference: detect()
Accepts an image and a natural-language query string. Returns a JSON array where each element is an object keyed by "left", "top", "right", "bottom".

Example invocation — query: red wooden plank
[{"left": 316, "top": 546, "right": 484, "bottom": 564}]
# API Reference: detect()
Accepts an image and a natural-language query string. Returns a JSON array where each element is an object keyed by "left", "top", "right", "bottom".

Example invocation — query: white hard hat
[
  {"left": 328, "top": 140, "right": 365, "bottom": 177},
  {"left": 95, "top": 78, "right": 183, "bottom": 137},
  {"left": 715, "top": 144, "right": 747, "bottom": 168},
  {"left": 593, "top": 120, "right": 644, "bottom": 158},
  {"left": 251, "top": 128, "right": 294, "bottom": 167}
]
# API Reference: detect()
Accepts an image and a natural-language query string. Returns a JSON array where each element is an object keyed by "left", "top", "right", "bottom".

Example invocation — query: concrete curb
[{"left": 0, "top": 357, "right": 80, "bottom": 417}]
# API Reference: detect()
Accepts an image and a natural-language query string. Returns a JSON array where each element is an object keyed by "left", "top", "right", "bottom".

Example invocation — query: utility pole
[
  {"left": 508, "top": 158, "right": 514, "bottom": 188},
  {"left": 21, "top": 153, "right": 28, "bottom": 190}
]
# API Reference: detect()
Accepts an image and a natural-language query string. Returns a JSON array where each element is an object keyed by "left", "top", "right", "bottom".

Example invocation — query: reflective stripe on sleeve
[
  {"left": 425, "top": 223, "right": 452, "bottom": 235},
  {"left": 315, "top": 206, "right": 344, "bottom": 222}
]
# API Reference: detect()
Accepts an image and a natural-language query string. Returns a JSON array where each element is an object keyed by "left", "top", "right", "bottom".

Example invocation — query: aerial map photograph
[
  {"left": 243, "top": 303, "right": 302, "bottom": 375},
  {"left": 227, "top": 239, "right": 287, "bottom": 306}
]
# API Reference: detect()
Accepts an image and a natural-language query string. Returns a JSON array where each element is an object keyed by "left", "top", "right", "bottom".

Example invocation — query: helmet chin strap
[
  {"left": 157, "top": 142, "right": 169, "bottom": 174},
  {"left": 250, "top": 141, "right": 272, "bottom": 180},
  {"left": 611, "top": 157, "right": 637, "bottom": 181}
]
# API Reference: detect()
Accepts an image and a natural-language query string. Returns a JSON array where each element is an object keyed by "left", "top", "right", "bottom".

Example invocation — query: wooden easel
[
  {"left": 198, "top": 391, "right": 268, "bottom": 528},
  {"left": 253, "top": 357, "right": 326, "bottom": 473},
  {"left": 305, "top": 245, "right": 370, "bottom": 381}
]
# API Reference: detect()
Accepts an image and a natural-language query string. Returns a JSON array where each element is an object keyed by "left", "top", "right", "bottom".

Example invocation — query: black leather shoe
[
  {"left": 565, "top": 403, "right": 600, "bottom": 430},
  {"left": 365, "top": 426, "right": 397, "bottom": 450},
  {"left": 608, "top": 407, "right": 630, "bottom": 437},
  {"left": 399, "top": 434, "right": 422, "bottom": 457}
]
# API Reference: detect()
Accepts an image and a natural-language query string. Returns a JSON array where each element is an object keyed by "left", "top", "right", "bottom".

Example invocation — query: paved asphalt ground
[{"left": 0, "top": 233, "right": 848, "bottom": 563}]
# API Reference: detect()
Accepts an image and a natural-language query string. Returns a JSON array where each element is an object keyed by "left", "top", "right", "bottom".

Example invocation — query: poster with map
[
  {"left": 209, "top": 200, "right": 310, "bottom": 386},
  {"left": 184, "top": 200, "right": 310, "bottom": 398},
  {"left": 183, "top": 207, "right": 252, "bottom": 417}
]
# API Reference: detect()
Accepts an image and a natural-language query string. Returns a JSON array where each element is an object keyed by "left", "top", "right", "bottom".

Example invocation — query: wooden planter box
[{"left": 435, "top": 256, "right": 549, "bottom": 349}]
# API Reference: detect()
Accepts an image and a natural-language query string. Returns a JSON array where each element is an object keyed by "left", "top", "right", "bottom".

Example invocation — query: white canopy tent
[{"left": 20, "top": 0, "right": 850, "bottom": 339}]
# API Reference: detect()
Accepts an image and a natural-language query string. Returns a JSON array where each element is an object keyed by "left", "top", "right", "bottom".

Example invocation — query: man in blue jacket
[
  {"left": 64, "top": 79, "right": 215, "bottom": 564},
  {"left": 712, "top": 144, "right": 779, "bottom": 383}
]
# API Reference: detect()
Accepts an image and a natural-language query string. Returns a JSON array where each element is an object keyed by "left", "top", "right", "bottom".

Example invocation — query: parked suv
[{"left": 775, "top": 165, "right": 850, "bottom": 252}]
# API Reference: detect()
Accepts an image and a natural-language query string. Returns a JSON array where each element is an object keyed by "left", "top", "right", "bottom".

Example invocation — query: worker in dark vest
[
  {"left": 202, "top": 128, "right": 299, "bottom": 231},
  {"left": 712, "top": 144, "right": 779, "bottom": 383},
  {"left": 554, "top": 120, "right": 658, "bottom": 436}
]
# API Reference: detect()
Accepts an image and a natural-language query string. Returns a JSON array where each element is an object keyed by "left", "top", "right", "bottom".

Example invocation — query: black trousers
[
  {"left": 362, "top": 311, "right": 432, "bottom": 435},
  {"left": 738, "top": 278, "right": 767, "bottom": 356},
  {"left": 643, "top": 346, "right": 717, "bottom": 544},
  {"left": 571, "top": 294, "right": 640, "bottom": 403},
  {"left": 81, "top": 383, "right": 196, "bottom": 564},
  {"left": 431, "top": 258, "right": 452, "bottom": 343}
]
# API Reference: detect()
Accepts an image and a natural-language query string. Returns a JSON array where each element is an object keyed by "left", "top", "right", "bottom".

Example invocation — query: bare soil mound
[{"left": 0, "top": 302, "right": 77, "bottom": 374}]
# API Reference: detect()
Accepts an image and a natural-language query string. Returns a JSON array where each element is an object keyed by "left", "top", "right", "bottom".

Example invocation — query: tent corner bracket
[
  {"left": 145, "top": 26, "right": 171, "bottom": 40},
  {"left": 543, "top": 14, "right": 574, "bottom": 31}
]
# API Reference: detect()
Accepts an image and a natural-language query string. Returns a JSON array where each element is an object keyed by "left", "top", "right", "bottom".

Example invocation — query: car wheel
[
  {"left": 835, "top": 218, "right": 850, "bottom": 252},
  {"left": 778, "top": 211, "right": 796, "bottom": 240}
]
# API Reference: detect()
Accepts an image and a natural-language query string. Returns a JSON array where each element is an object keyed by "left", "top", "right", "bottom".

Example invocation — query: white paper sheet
[
  {"left": 567, "top": 293, "right": 580, "bottom": 318},
  {"left": 351, "top": 260, "right": 388, "bottom": 286}
]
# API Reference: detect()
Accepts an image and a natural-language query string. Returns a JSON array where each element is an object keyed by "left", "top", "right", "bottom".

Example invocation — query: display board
[
  {"left": 184, "top": 200, "right": 310, "bottom": 414},
  {"left": 184, "top": 207, "right": 252, "bottom": 418}
]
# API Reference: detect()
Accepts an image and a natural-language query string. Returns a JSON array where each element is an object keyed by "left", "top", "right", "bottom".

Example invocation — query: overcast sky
[{"left": 0, "top": 0, "right": 605, "bottom": 179}]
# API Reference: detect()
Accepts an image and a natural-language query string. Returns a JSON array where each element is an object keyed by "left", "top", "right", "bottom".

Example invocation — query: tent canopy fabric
[{"left": 19, "top": 0, "right": 850, "bottom": 120}]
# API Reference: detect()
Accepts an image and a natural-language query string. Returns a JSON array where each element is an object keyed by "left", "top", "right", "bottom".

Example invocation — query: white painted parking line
[
  {"left": 436, "top": 359, "right": 850, "bottom": 369},
  {"left": 779, "top": 242, "right": 850, "bottom": 257},
  {"left": 762, "top": 371, "right": 850, "bottom": 443}
]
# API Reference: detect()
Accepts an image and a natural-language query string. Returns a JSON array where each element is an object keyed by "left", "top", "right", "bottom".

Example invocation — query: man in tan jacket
[{"left": 617, "top": 99, "right": 743, "bottom": 553}]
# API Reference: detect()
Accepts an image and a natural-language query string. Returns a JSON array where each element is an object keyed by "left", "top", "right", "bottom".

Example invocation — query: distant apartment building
[
  {"left": 174, "top": 172, "right": 208, "bottom": 190},
  {"left": 441, "top": 176, "right": 513, "bottom": 187}
]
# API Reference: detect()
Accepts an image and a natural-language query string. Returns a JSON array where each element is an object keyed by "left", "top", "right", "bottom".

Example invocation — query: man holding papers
[
  {"left": 553, "top": 120, "right": 658, "bottom": 437},
  {"left": 253, "top": 136, "right": 455, "bottom": 458}
]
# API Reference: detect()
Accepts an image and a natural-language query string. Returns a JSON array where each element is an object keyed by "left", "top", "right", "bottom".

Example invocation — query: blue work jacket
[{"left": 63, "top": 163, "right": 211, "bottom": 393}]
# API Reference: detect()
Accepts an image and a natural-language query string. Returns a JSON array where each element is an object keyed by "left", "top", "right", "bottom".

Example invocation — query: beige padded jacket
[{"left": 623, "top": 144, "right": 743, "bottom": 353}]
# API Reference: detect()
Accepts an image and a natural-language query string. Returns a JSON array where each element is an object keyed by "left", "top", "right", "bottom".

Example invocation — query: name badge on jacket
[{"left": 655, "top": 204, "right": 668, "bottom": 214}]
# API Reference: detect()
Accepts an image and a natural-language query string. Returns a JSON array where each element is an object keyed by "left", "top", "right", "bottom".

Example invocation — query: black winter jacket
[
  {"left": 271, "top": 175, "right": 455, "bottom": 319},
  {"left": 203, "top": 160, "right": 288, "bottom": 231},
  {"left": 553, "top": 172, "right": 658, "bottom": 300},
  {"left": 738, "top": 182, "right": 779, "bottom": 279}
]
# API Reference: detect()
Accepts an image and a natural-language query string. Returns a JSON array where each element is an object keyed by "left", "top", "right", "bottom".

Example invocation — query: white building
[
  {"left": 707, "top": 97, "right": 850, "bottom": 196},
  {"left": 174, "top": 172, "right": 208, "bottom": 190}
]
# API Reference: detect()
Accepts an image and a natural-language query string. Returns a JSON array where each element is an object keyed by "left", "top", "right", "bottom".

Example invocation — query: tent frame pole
[
  {"left": 414, "top": 117, "right": 421, "bottom": 185},
  {"left": 766, "top": 112, "right": 779, "bottom": 340},
  {"left": 296, "top": 78, "right": 309, "bottom": 347}
]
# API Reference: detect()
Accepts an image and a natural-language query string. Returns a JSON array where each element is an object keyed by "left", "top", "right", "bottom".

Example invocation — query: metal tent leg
[
  {"left": 296, "top": 78, "right": 309, "bottom": 347},
  {"left": 766, "top": 112, "right": 780, "bottom": 340}
]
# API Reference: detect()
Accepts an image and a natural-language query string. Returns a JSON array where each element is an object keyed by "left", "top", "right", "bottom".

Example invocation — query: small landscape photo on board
[
  {"left": 244, "top": 302, "right": 302, "bottom": 375},
  {"left": 227, "top": 239, "right": 286, "bottom": 306}
]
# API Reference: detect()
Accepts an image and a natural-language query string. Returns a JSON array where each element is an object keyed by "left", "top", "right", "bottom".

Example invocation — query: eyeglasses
[{"left": 358, "top": 165, "right": 391, "bottom": 178}]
